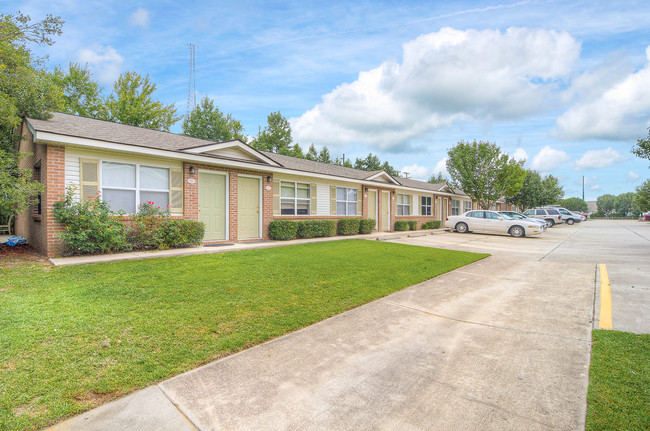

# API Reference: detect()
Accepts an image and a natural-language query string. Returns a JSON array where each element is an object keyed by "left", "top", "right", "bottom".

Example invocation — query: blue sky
[{"left": 11, "top": 0, "right": 650, "bottom": 200}]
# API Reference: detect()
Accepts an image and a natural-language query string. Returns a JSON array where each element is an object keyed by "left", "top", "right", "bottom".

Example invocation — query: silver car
[
  {"left": 498, "top": 211, "right": 548, "bottom": 230},
  {"left": 445, "top": 210, "right": 544, "bottom": 237}
]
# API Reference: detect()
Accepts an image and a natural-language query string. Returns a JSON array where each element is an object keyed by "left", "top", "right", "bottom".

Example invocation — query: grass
[
  {"left": 586, "top": 329, "right": 650, "bottom": 431},
  {"left": 0, "top": 239, "right": 487, "bottom": 430}
]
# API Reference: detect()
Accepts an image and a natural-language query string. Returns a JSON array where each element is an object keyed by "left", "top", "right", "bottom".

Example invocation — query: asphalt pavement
[{"left": 48, "top": 220, "right": 649, "bottom": 430}]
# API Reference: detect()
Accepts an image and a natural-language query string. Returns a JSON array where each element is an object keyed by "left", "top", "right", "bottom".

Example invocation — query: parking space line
[{"left": 598, "top": 264, "right": 613, "bottom": 329}]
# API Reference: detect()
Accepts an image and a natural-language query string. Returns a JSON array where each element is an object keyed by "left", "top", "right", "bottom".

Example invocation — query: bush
[
  {"left": 337, "top": 218, "right": 361, "bottom": 235},
  {"left": 297, "top": 220, "right": 337, "bottom": 238},
  {"left": 407, "top": 220, "right": 418, "bottom": 230},
  {"left": 53, "top": 187, "right": 130, "bottom": 256},
  {"left": 422, "top": 220, "right": 441, "bottom": 229},
  {"left": 394, "top": 220, "right": 409, "bottom": 231},
  {"left": 125, "top": 202, "right": 174, "bottom": 250},
  {"left": 160, "top": 219, "right": 205, "bottom": 247},
  {"left": 269, "top": 220, "right": 298, "bottom": 240},
  {"left": 359, "top": 218, "right": 376, "bottom": 234}
]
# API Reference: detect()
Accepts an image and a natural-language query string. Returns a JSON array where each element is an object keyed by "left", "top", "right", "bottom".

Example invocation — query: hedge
[
  {"left": 268, "top": 220, "right": 299, "bottom": 240},
  {"left": 337, "top": 218, "right": 361, "bottom": 235},
  {"left": 359, "top": 218, "right": 376, "bottom": 234},
  {"left": 394, "top": 220, "right": 409, "bottom": 231},
  {"left": 407, "top": 220, "right": 418, "bottom": 230},
  {"left": 297, "top": 220, "right": 337, "bottom": 239},
  {"left": 422, "top": 220, "right": 441, "bottom": 229}
]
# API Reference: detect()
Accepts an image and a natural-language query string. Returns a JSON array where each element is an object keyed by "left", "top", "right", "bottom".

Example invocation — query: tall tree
[
  {"left": 596, "top": 194, "right": 616, "bottom": 215},
  {"left": 305, "top": 144, "right": 318, "bottom": 161},
  {"left": 334, "top": 156, "right": 353, "bottom": 168},
  {"left": 447, "top": 140, "right": 526, "bottom": 210},
  {"left": 182, "top": 96, "right": 246, "bottom": 142},
  {"left": 251, "top": 111, "right": 294, "bottom": 155},
  {"left": 381, "top": 161, "right": 398, "bottom": 176},
  {"left": 614, "top": 192, "right": 638, "bottom": 216},
  {"left": 318, "top": 147, "right": 332, "bottom": 164},
  {"left": 558, "top": 197, "right": 588, "bottom": 212},
  {"left": 428, "top": 172, "right": 447, "bottom": 184},
  {"left": 103, "top": 71, "right": 180, "bottom": 131},
  {"left": 507, "top": 170, "right": 563, "bottom": 210},
  {"left": 633, "top": 180, "right": 650, "bottom": 212},
  {"left": 354, "top": 153, "right": 382, "bottom": 171},
  {"left": 540, "top": 174, "right": 564, "bottom": 205},
  {"left": 0, "top": 150, "right": 44, "bottom": 217},
  {"left": 631, "top": 127, "right": 650, "bottom": 163},
  {"left": 52, "top": 62, "right": 105, "bottom": 118}
]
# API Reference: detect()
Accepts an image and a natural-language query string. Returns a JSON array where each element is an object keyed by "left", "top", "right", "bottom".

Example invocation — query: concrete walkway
[
  {"left": 49, "top": 225, "right": 596, "bottom": 430},
  {"left": 47, "top": 229, "right": 446, "bottom": 266}
]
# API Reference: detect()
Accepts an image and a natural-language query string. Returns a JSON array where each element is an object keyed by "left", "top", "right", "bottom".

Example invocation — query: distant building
[{"left": 586, "top": 201, "right": 598, "bottom": 214}]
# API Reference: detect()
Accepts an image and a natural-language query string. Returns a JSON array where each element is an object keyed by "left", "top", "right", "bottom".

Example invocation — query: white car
[
  {"left": 498, "top": 211, "right": 549, "bottom": 230},
  {"left": 445, "top": 210, "right": 544, "bottom": 237}
]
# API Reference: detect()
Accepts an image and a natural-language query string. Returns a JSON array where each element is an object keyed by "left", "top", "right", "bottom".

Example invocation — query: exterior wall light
[
  {"left": 189, "top": 166, "right": 196, "bottom": 174},
  {"left": 267, "top": 175, "right": 272, "bottom": 182}
]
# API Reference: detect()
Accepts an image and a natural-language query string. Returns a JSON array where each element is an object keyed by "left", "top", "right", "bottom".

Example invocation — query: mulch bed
[{"left": 0, "top": 244, "right": 51, "bottom": 268}]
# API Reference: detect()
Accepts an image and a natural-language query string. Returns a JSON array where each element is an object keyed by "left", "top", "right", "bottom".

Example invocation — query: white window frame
[
  {"left": 280, "top": 181, "right": 310, "bottom": 215},
  {"left": 101, "top": 161, "right": 171, "bottom": 213},
  {"left": 451, "top": 199, "right": 460, "bottom": 216},
  {"left": 397, "top": 194, "right": 411, "bottom": 216},
  {"left": 336, "top": 187, "right": 357, "bottom": 215},
  {"left": 421, "top": 196, "right": 432, "bottom": 216}
]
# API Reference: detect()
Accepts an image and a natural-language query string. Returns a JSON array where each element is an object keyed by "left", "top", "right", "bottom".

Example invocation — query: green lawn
[
  {"left": 0, "top": 239, "right": 487, "bottom": 430},
  {"left": 587, "top": 329, "right": 650, "bottom": 431}
]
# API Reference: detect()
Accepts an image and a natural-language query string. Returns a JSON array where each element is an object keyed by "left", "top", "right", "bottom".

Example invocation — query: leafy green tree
[
  {"left": 558, "top": 197, "right": 588, "bottom": 212},
  {"left": 103, "top": 71, "right": 180, "bottom": 131},
  {"left": 289, "top": 143, "right": 304, "bottom": 158},
  {"left": 596, "top": 194, "right": 616, "bottom": 215},
  {"left": 0, "top": 150, "right": 45, "bottom": 217},
  {"left": 631, "top": 127, "right": 650, "bottom": 162},
  {"left": 318, "top": 147, "right": 332, "bottom": 164},
  {"left": 182, "top": 96, "right": 246, "bottom": 142},
  {"left": 447, "top": 140, "right": 526, "bottom": 210},
  {"left": 428, "top": 172, "right": 447, "bottom": 184},
  {"left": 305, "top": 144, "right": 318, "bottom": 161},
  {"left": 354, "top": 153, "right": 382, "bottom": 171},
  {"left": 381, "top": 161, "right": 398, "bottom": 176},
  {"left": 633, "top": 179, "right": 650, "bottom": 212},
  {"left": 614, "top": 192, "right": 638, "bottom": 216},
  {"left": 251, "top": 111, "right": 295, "bottom": 155},
  {"left": 334, "top": 156, "right": 353, "bottom": 168},
  {"left": 507, "top": 170, "right": 563, "bottom": 210},
  {"left": 52, "top": 62, "right": 105, "bottom": 118}
]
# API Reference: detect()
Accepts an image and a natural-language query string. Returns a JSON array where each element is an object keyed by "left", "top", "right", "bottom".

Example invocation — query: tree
[
  {"left": 288, "top": 143, "right": 304, "bottom": 158},
  {"left": 633, "top": 179, "right": 650, "bottom": 212},
  {"left": 1, "top": 12, "right": 64, "bottom": 152},
  {"left": 52, "top": 63, "right": 105, "bottom": 118},
  {"left": 507, "top": 170, "right": 563, "bottom": 210},
  {"left": 558, "top": 197, "right": 588, "bottom": 212},
  {"left": 334, "top": 156, "right": 353, "bottom": 168},
  {"left": 318, "top": 147, "right": 332, "bottom": 164},
  {"left": 0, "top": 150, "right": 45, "bottom": 216},
  {"left": 381, "top": 161, "right": 399, "bottom": 176},
  {"left": 428, "top": 172, "right": 447, "bottom": 184},
  {"left": 251, "top": 111, "right": 295, "bottom": 155},
  {"left": 103, "top": 71, "right": 180, "bottom": 131},
  {"left": 305, "top": 144, "right": 318, "bottom": 161},
  {"left": 446, "top": 140, "right": 526, "bottom": 210},
  {"left": 631, "top": 127, "right": 650, "bottom": 162},
  {"left": 596, "top": 194, "right": 616, "bottom": 215},
  {"left": 614, "top": 192, "right": 638, "bottom": 216},
  {"left": 182, "top": 96, "right": 246, "bottom": 142},
  {"left": 354, "top": 153, "right": 382, "bottom": 171}
]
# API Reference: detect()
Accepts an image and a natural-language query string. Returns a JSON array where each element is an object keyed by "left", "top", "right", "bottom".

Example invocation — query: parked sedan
[
  {"left": 445, "top": 210, "right": 544, "bottom": 237},
  {"left": 498, "top": 211, "right": 549, "bottom": 229}
]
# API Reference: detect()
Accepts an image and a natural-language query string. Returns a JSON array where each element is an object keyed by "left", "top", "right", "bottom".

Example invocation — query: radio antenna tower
[{"left": 186, "top": 43, "right": 197, "bottom": 117}]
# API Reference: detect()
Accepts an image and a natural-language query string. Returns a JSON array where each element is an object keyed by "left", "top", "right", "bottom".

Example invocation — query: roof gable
[
  {"left": 182, "top": 141, "right": 280, "bottom": 166},
  {"left": 364, "top": 171, "right": 400, "bottom": 185}
]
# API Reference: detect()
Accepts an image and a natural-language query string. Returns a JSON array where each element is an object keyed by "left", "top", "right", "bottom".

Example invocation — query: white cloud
[
  {"left": 292, "top": 27, "right": 580, "bottom": 150},
  {"left": 589, "top": 184, "right": 600, "bottom": 191},
  {"left": 432, "top": 157, "right": 450, "bottom": 178},
  {"left": 556, "top": 45, "right": 650, "bottom": 140},
  {"left": 530, "top": 146, "right": 570, "bottom": 172},
  {"left": 627, "top": 171, "right": 640, "bottom": 181},
  {"left": 78, "top": 44, "right": 123, "bottom": 84},
  {"left": 574, "top": 148, "right": 625, "bottom": 170},
  {"left": 511, "top": 148, "right": 528, "bottom": 163},
  {"left": 400, "top": 163, "right": 431, "bottom": 181},
  {"left": 129, "top": 7, "right": 150, "bottom": 28}
]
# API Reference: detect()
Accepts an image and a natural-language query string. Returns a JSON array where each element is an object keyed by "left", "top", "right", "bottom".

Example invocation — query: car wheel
[
  {"left": 509, "top": 225, "right": 525, "bottom": 238},
  {"left": 566, "top": 218, "right": 575, "bottom": 225},
  {"left": 546, "top": 218, "right": 555, "bottom": 227},
  {"left": 455, "top": 222, "right": 468, "bottom": 233}
]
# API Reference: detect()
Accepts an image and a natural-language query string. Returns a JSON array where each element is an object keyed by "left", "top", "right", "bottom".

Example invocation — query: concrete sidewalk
[
  {"left": 47, "top": 229, "right": 447, "bottom": 266},
  {"left": 49, "top": 254, "right": 594, "bottom": 430}
]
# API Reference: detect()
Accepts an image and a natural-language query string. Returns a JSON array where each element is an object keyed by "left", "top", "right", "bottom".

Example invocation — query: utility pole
[
  {"left": 582, "top": 175, "right": 585, "bottom": 201},
  {"left": 186, "top": 43, "right": 196, "bottom": 117}
]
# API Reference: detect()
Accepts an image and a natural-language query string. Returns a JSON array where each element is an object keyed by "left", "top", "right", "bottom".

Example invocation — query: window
[
  {"left": 467, "top": 211, "right": 483, "bottom": 218},
  {"left": 336, "top": 187, "right": 357, "bottom": 215},
  {"left": 464, "top": 201, "right": 472, "bottom": 213},
  {"left": 421, "top": 196, "right": 432, "bottom": 216},
  {"left": 451, "top": 200, "right": 460, "bottom": 215},
  {"left": 485, "top": 211, "right": 500, "bottom": 219},
  {"left": 397, "top": 194, "right": 411, "bottom": 216},
  {"left": 281, "top": 181, "right": 310, "bottom": 215},
  {"left": 536, "top": 209, "right": 546, "bottom": 215},
  {"left": 102, "top": 162, "right": 170, "bottom": 213}
]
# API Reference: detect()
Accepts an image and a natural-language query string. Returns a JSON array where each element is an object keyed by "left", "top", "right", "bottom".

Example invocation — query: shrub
[
  {"left": 269, "top": 220, "right": 298, "bottom": 240},
  {"left": 422, "top": 220, "right": 441, "bottom": 229},
  {"left": 160, "top": 219, "right": 205, "bottom": 247},
  {"left": 125, "top": 202, "right": 172, "bottom": 250},
  {"left": 359, "top": 218, "right": 376, "bottom": 234},
  {"left": 394, "top": 220, "right": 409, "bottom": 231},
  {"left": 297, "top": 220, "right": 337, "bottom": 238},
  {"left": 337, "top": 218, "right": 361, "bottom": 235},
  {"left": 53, "top": 187, "right": 130, "bottom": 256},
  {"left": 407, "top": 220, "right": 418, "bottom": 230}
]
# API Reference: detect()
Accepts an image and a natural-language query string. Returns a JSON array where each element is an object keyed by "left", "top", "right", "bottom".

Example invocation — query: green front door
[
  {"left": 199, "top": 172, "right": 226, "bottom": 240},
  {"left": 238, "top": 176, "right": 260, "bottom": 239}
]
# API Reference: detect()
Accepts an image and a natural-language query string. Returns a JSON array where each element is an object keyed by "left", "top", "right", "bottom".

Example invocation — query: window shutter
[
  {"left": 413, "top": 195, "right": 418, "bottom": 216},
  {"left": 169, "top": 168, "right": 183, "bottom": 213},
  {"left": 330, "top": 186, "right": 336, "bottom": 215},
  {"left": 272, "top": 179, "right": 280, "bottom": 215},
  {"left": 80, "top": 159, "right": 99, "bottom": 201},
  {"left": 310, "top": 184, "right": 317, "bottom": 215},
  {"left": 357, "top": 187, "right": 362, "bottom": 216}
]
